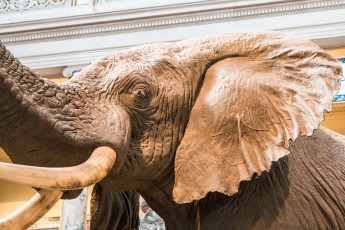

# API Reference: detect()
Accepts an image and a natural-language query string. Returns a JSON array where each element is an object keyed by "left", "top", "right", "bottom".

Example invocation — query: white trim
[{"left": 1, "top": 0, "right": 345, "bottom": 43}]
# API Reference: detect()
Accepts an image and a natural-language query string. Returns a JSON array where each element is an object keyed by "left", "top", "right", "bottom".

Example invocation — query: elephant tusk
[
  {"left": 0, "top": 189, "right": 63, "bottom": 230},
  {"left": 0, "top": 146, "right": 116, "bottom": 190}
]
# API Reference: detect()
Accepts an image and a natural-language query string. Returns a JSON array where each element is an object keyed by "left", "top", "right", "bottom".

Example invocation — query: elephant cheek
[{"left": 102, "top": 107, "right": 132, "bottom": 174}]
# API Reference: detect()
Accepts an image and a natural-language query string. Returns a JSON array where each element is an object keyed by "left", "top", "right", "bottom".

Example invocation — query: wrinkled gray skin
[{"left": 0, "top": 32, "right": 345, "bottom": 230}]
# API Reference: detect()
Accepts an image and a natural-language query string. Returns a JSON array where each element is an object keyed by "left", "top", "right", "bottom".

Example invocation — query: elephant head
[{"left": 0, "top": 31, "right": 342, "bottom": 228}]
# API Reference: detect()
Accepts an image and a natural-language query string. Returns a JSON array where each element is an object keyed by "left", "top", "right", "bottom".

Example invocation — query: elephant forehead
[
  {"left": 112, "top": 43, "right": 172, "bottom": 63},
  {"left": 104, "top": 55, "right": 181, "bottom": 83}
]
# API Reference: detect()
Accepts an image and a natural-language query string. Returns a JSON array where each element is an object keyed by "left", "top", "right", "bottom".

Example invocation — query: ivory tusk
[
  {"left": 0, "top": 146, "right": 116, "bottom": 190},
  {"left": 0, "top": 189, "right": 63, "bottom": 230}
]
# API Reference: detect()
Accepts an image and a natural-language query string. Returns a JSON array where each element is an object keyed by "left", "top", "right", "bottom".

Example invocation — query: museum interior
[{"left": 0, "top": 0, "right": 345, "bottom": 229}]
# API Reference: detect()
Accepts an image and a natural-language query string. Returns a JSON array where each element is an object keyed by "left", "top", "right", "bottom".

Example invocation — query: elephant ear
[{"left": 173, "top": 47, "right": 342, "bottom": 203}]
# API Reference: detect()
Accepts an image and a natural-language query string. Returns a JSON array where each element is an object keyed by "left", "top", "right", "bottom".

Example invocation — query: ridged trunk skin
[
  {"left": 0, "top": 43, "right": 29, "bottom": 134},
  {"left": 0, "top": 44, "right": 41, "bottom": 160},
  {"left": 0, "top": 42, "right": 51, "bottom": 131},
  {"left": 0, "top": 43, "right": 89, "bottom": 167}
]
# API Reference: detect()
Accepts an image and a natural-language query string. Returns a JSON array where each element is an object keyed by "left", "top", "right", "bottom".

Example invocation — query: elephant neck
[
  {"left": 136, "top": 165, "right": 197, "bottom": 229},
  {"left": 139, "top": 184, "right": 198, "bottom": 230}
]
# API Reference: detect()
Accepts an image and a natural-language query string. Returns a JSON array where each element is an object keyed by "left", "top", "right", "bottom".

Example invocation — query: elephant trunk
[
  {"left": 0, "top": 43, "right": 72, "bottom": 139},
  {"left": 0, "top": 42, "right": 58, "bottom": 107},
  {"left": 0, "top": 44, "right": 124, "bottom": 227},
  {"left": 0, "top": 43, "right": 80, "bottom": 171},
  {"left": 0, "top": 42, "right": 99, "bottom": 155},
  {"left": 0, "top": 42, "right": 27, "bottom": 132}
]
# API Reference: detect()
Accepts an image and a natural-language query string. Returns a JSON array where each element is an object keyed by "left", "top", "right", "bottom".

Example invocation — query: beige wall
[
  {"left": 328, "top": 48, "right": 345, "bottom": 58},
  {"left": 0, "top": 199, "right": 63, "bottom": 220},
  {"left": 0, "top": 180, "right": 37, "bottom": 217}
]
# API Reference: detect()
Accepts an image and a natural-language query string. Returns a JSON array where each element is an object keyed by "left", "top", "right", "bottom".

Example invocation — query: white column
[
  {"left": 62, "top": 65, "right": 87, "bottom": 79},
  {"left": 61, "top": 65, "right": 88, "bottom": 230},
  {"left": 76, "top": 0, "right": 92, "bottom": 5},
  {"left": 61, "top": 188, "right": 88, "bottom": 230}
]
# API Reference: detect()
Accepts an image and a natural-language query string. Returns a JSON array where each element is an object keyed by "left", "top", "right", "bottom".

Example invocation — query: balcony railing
[
  {"left": 0, "top": 0, "right": 70, "bottom": 13},
  {"left": 0, "top": 0, "right": 130, "bottom": 13}
]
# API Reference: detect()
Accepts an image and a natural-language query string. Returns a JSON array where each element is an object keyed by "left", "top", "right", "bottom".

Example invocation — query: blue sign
[{"left": 333, "top": 58, "right": 345, "bottom": 102}]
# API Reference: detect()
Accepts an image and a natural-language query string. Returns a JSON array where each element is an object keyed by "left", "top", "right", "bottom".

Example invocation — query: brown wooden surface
[{"left": 324, "top": 49, "right": 345, "bottom": 134}]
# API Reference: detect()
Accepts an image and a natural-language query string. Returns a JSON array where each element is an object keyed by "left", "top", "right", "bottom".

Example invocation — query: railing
[
  {"left": 0, "top": 0, "right": 129, "bottom": 13},
  {"left": 0, "top": 0, "right": 70, "bottom": 13}
]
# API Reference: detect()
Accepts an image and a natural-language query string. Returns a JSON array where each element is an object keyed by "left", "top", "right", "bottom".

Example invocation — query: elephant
[{"left": 0, "top": 31, "right": 344, "bottom": 230}]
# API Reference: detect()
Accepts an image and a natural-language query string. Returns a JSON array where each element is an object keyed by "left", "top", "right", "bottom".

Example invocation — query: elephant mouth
[{"left": 0, "top": 146, "right": 117, "bottom": 229}]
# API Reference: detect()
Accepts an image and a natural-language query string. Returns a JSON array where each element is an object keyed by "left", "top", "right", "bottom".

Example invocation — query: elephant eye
[
  {"left": 121, "top": 82, "right": 154, "bottom": 111},
  {"left": 133, "top": 89, "right": 146, "bottom": 97},
  {"left": 128, "top": 83, "right": 151, "bottom": 99}
]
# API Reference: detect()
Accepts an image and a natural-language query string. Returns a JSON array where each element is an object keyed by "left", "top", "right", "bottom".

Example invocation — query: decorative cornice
[{"left": 1, "top": 0, "right": 345, "bottom": 44}]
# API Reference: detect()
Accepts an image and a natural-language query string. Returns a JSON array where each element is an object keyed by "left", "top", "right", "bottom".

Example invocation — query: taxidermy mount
[{"left": 0, "top": 31, "right": 344, "bottom": 230}]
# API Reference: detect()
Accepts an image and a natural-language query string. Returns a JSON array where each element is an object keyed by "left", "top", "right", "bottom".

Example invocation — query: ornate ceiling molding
[
  {"left": 1, "top": 0, "right": 345, "bottom": 44},
  {"left": 2, "top": 0, "right": 345, "bottom": 69}
]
